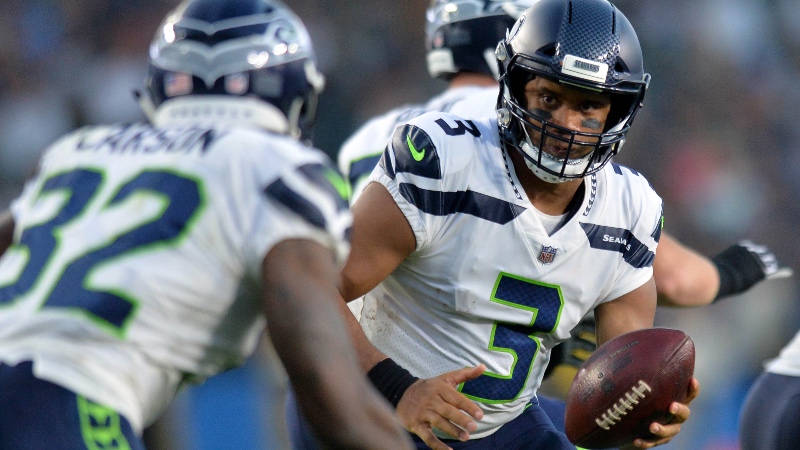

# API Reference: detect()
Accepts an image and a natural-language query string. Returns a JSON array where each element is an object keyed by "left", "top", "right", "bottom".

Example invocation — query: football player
[
  {"left": 331, "top": 0, "right": 701, "bottom": 449},
  {"left": 0, "top": 1, "right": 412, "bottom": 449},
  {"left": 326, "top": 1, "right": 791, "bottom": 448},
  {"left": 738, "top": 329, "right": 800, "bottom": 450}
]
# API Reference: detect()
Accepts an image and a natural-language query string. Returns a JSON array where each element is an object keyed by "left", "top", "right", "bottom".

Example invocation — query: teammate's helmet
[
  {"left": 426, "top": 0, "right": 535, "bottom": 80},
  {"left": 495, "top": 0, "right": 650, "bottom": 183},
  {"left": 143, "top": 0, "right": 324, "bottom": 140}
]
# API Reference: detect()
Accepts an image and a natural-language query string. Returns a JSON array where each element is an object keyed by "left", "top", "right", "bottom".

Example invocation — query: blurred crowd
[{"left": 2, "top": 0, "right": 798, "bottom": 449}]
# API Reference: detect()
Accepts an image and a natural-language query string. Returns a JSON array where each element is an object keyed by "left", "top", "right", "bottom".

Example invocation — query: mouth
[
  {"left": 543, "top": 144, "right": 572, "bottom": 159},
  {"left": 542, "top": 143, "right": 593, "bottom": 162}
]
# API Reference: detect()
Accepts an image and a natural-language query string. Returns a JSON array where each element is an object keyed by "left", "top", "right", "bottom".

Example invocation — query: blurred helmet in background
[
  {"left": 425, "top": 0, "right": 536, "bottom": 80},
  {"left": 144, "top": 0, "right": 325, "bottom": 140}
]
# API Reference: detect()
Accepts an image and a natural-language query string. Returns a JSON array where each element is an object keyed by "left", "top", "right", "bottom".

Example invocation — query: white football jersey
[
  {"left": 764, "top": 329, "right": 800, "bottom": 376},
  {"left": 361, "top": 111, "right": 663, "bottom": 438},
  {"left": 0, "top": 121, "right": 351, "bottom": 433},
  {"left": 338, "top": 85, "right": 498, "bottom": 205}
]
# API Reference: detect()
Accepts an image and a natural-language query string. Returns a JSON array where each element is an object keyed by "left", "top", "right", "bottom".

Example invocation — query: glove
[
  {"left": 543, "top": 315, "right": 597, "bottom": 380},
  {"left": 738, "top": 240, "right": 794, "bottom": 280},
  {"left": 712, "top": 240, "right": 793, "bottom": 301}
]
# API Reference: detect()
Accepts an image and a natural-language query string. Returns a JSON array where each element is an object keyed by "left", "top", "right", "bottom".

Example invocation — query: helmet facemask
[{"left": 500, "top": 68, "right": 640, "bottom": 183}]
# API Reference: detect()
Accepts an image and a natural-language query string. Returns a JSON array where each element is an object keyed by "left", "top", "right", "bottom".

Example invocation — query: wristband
[
  {"left": 712, "top": 243, "right": 765, "bottom": 301},
  {"left": 367, "top": 358, "right": 419, "bottom": 408}
]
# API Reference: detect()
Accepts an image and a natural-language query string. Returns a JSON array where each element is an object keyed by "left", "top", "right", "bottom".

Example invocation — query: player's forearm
[
  {"left": 286, "top": 347, "right": 411, "bottom": 449},
  {"left": 338, "top": 298, "right": 389, "bottom": 372},
  {"left": 654, "top": 257, "right": 719, "bottom": 307},
  {"left": 263, "top": 247, "right": 408, "bottom": 448},
  {"left": 653, "top": 233, "right": 719, "bottom": 307}
]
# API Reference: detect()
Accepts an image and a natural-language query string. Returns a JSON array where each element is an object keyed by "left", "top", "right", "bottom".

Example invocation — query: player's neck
[
  {"left": 508, "top": 148, "right": 584, "bottom": 215},
  {"left": 448, "top": 72, "right": 498, "bottom": 88}
]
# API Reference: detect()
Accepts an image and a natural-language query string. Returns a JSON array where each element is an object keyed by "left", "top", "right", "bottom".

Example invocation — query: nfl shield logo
[{"left": 538, "top": 245, "right": 557, "bottom": 264}]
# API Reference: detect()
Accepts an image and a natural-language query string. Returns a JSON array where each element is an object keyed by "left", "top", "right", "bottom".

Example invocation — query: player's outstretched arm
[
  {"left": 654, "top": 233, "right": 793, "bottom": 307},
  {"left": 0, "top": 210, "right": 13, "bottom": 256},
  {"left": 596, "top": 278, "right": 700, "bottom": 448},
  {"left": 653, "top": 233, "right": 718, "bottom": 307},
  {"left": 262, "top": 238, "right": 413, "bottom": 450},
  {"left": 342, "top": 182, "right": 485, "bottom": 450}
]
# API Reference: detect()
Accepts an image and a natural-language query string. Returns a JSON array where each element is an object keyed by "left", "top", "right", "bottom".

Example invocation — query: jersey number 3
[
  {"left": 460, "top": 272, "right": 564, "bottom": 403},
  {"left": 0, "top": 168, "right": 203, "bottom": 337}
]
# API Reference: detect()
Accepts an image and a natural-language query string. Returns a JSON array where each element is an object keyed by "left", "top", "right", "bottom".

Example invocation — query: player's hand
[
  {"left": 624, "top": 377, "right": 701, "bottom": 449},
  {"left": 738, "top": 240, "right": 794, "bottom": 280},
  {"left": 396, "top": 364, "right": 486, "bottom": 450}
]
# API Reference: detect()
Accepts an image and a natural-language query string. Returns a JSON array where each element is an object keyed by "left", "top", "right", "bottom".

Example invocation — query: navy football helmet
[
  {"left": 495, "top": 0, "right": 650, "bottom": 183},
  {"left": 426, "top": 0, "right": 536, "bottom": 80},
  {"left": 142, "top": 0, "right": 324, "bottom": 140}
]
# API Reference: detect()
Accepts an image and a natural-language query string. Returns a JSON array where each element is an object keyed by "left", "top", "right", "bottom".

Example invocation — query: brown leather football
[{"left": 564, "top": 327, "right": 695, "bottom": 449}]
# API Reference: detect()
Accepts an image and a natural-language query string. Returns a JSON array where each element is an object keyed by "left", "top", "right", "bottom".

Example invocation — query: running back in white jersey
[
  {"left": 361, "top": 111, "right": 663, "bottom": 438},
  {"left": 0, "top": 122, "right": 351, "bottom": 432},
  {"left": 338, "top": 85, "right": 498, "bottom": 204}
]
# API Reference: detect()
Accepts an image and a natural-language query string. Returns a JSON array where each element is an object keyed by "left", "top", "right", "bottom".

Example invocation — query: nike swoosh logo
[{"left": 406, "top": 135, "right": 425, "bottom": 162}]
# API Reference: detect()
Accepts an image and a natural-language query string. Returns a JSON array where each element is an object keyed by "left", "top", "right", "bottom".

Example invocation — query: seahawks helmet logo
[{"left": 508, "top": 12, "right": 525, "bottom": 41}]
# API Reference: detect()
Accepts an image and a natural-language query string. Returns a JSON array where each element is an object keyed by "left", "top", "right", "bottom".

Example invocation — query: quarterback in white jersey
[
  {"left": 334, "top": 2, "right": 699, "bottom": 449},
  {"left": 0, "top": 1, "right": 414, "bottom": 449},
  {"left": 362, "top": 111, "right": 662, "bottom": 437}
]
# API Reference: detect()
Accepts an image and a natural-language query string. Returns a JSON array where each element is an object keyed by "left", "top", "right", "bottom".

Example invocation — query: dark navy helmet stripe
[
  {"left": 348, "top": 153, "right": 382, "bottom": 187},
  {"left": 580, "top": 223, "right": 655, "bottom": 268},
  {"left": 399, "top": 183, "right": 526, "bottom": 225},
  {"left": 264, "top": 179, "right": 326, "bottom": 229}
]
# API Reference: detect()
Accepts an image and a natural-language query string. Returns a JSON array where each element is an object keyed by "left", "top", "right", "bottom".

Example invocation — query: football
[{"left": 563, "top": 327, "right": 695, "bottom": 449}]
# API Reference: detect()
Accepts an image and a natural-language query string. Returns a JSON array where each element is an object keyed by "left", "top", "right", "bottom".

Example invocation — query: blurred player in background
[
  {"left": 329, "top": 0, "right": 791, "bottom": 443},
  {"left": 0, "top": 0, "right": 413, "bottom": 449},
  {"left": 295, "top": 0, "right": 702, "bottom": 448},
  {"left": 738, "top": 329, "right": 800, "bottom": 450}
]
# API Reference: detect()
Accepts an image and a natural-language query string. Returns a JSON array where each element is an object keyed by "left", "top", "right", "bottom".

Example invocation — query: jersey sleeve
[
  {"left": 601, "top": 168, "right": 663, "bottom": 303},
  {"left": 243, "top": 150, "right": 352, "bottom": 279},
  {"left": 338, "top": 108, "right": 416, "bottom": 206},
  {"left": 365, "top": 112, "right": 479, "bottom": 252}
]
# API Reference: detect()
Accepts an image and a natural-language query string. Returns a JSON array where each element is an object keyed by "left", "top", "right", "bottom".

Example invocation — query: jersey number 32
[{"left": 0, "top": 168, "right": 203, "bottom": 338}]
